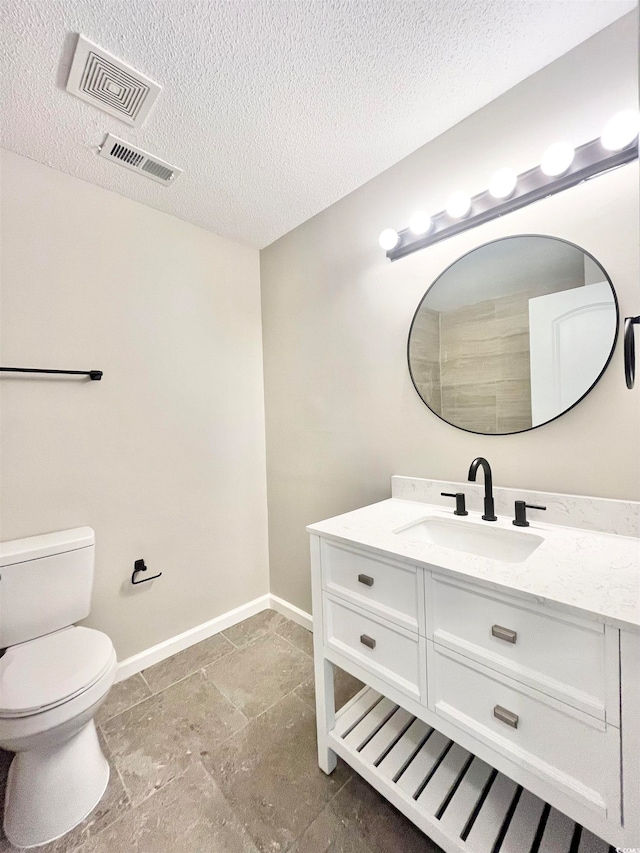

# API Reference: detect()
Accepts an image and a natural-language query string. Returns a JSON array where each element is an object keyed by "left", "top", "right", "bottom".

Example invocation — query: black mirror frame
[{"left": 407, "top": 234, "right": 620, "bottom": 436}]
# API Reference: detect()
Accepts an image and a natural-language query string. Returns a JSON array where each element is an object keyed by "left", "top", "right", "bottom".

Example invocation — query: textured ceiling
[{"left": 0, "top": 0, "right": 635, "bottom": 248}]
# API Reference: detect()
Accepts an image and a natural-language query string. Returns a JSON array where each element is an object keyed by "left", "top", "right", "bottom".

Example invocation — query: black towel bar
[{"left": 0, "top": 367, "right": 103, "bottom": 380}]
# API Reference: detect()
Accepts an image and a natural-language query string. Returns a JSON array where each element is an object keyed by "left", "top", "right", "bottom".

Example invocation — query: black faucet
[{"left": 468, "top": 457, "right": 497, "bottom": 521}]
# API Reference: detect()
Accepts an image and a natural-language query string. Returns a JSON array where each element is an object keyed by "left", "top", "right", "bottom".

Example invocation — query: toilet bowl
[
  {"left": 0, "top": 626, "right": 117, "bottom": 848},
  {"left": 0, "top": 529, "right": 117, "bottom": 849}
]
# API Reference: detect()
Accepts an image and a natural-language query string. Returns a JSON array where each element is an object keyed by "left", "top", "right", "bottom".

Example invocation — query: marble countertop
[{"left": 307, "top": 498, "right": 640, "bottom": 632}]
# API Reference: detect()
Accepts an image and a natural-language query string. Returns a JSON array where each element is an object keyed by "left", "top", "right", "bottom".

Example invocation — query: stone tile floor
[{"left": 0, "top": 610, "right": 442, "bottom": 852}]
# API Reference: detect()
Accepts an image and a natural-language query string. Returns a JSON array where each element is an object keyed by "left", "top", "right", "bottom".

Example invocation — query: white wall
[
  {"left": 0, "top": 150, "right": 269, "bottom": 659},
  {"left": 260, "top": 14, "right": 640, "bottom": 614}
]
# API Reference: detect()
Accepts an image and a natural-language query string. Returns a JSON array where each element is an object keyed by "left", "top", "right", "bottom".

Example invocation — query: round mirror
[{"left": 408, "top": 235, "right": 618, "bottom": 435}]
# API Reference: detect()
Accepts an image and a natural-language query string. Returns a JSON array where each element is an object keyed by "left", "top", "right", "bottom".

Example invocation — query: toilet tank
[{"left": 0, "top": 528, "right": 95, "bottom": 648}]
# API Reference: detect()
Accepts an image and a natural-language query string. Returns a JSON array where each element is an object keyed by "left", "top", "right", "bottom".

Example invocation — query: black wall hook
[
  {"left": 624, "top": 316, "right": 640, "bottom": 389},
  {"left": 131, "top": 559, "right": 162, "bottom": 585}
]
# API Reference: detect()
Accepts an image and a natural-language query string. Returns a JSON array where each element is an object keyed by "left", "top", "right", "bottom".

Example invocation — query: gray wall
[
  {"left": 0, "top": 150, "right": 269, "bottom": 660},
  {"left": 260, "top": 14, "right": 639, "bottom": 614}
]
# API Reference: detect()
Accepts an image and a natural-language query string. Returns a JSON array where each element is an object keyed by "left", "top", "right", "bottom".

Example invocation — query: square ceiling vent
[{"left": 66, "top": 35, "right": 161, "bottom": 127}]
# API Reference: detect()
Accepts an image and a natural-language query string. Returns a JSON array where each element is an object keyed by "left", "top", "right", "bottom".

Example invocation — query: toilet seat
[{"left": 0, "top": 626, "right": 114, "bottom": 718}]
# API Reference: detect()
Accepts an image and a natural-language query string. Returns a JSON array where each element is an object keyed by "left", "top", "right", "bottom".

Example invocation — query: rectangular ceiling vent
[
  {"left": 66, "top": 35, "right": 161, "bottom": 127},
  {"left": 99, "top": 134, "right": 182, "bottom": 186}
]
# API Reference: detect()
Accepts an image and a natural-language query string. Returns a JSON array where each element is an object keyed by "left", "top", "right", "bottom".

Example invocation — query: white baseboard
[
  {"left": 115, "top": 593, "right": 270, "bottom": 682},
  {"left": 115, "top": 593, "right": 313, "bottom": 683},
  {"left": 269, "top": 594, "right": 313, "bottom": 632}
]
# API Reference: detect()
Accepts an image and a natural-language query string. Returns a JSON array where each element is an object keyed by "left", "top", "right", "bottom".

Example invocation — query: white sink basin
[{"left": 394, "top": 516, "right": 544, "bottom": 563}]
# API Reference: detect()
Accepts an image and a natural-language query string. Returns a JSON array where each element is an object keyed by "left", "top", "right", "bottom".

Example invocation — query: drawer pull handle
[
  {"left": 492, "top": 625, "right": 517, "bottom": 644},
  {"left": 360, "top": 634, "right": 376, "bottom": 650},
  {"left": 358, "top": 573, "right": 374, "bottom": 587},
  {"left": 494, "top": 705, "right": 518, "bottom": 728}
]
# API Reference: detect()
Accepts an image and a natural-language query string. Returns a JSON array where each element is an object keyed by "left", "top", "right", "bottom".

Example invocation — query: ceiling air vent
[
  {"left": 66, "top": 35, "right": 161, "bottom": 127},
  {"left": 99, "top": 134, "right": 182, "bottom": 186}
]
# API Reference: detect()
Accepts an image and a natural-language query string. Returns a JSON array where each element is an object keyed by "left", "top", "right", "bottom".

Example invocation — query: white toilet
[{"left": 0, "top": 528, "right": 117, "bottom": 849}]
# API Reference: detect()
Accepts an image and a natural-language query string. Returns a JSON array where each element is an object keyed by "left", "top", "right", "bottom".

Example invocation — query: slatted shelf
[
  {"left": 537, "top": 808, "right": 576, "bottom": 853},
  {"left": 397, "top": 729, "right": 451, "bottom": 797},
  {"left": 329, "top": 686, "right": 614, "bottom": 853}
]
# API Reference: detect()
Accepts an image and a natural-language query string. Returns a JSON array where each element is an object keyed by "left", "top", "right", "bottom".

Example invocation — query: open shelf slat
[
  {"left": 499, "top": 789, "right": 546, "bottom": 853},
  {"left": 464, "top": 774, "right": 519, "bottom": 853},
  {"left": 343, "top": 696, "right": 398, "bottom": 750},
  {"left": 377, "top": 717, "right": 432, "bottom": 780},
  {"left": 360, "top": 706, "right": 415, "bottom": 764},
  {"left": 577, "top": 828, "right": 610, "bottom": 853},
  {"left": 333, "top": 687, "right": 382, "bottom": 737},
  {"left": 439, "top": 756, "right": 493, "bottom": 837},
  {"left": 329, "top": 686, "right": 611, "bottom": 853},
  {"left": 538, "top": 808, "right": 577, "bottom": 853},
  {"left": 396, "top": 729, "right": 451, "bottom": 797},
  {"left": 416, "top": 742, "right": 471, "bottom": 813}
]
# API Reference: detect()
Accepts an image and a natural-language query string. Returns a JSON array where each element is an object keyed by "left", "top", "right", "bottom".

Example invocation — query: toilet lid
[{"left": 0, "top": 626, "right": 114, "bottom": 716}]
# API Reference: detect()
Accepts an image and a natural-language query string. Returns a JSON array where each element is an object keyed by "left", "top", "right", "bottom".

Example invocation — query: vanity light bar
[{"left": 383, "top": 135, "right": 638, "bottom": 262}]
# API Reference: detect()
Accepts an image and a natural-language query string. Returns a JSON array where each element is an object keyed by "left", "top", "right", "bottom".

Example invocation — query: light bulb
[
  {"left": 540, "top": 142, "right": 575, "bottom": 177},
  {"left": 601, "top": 110, "right": 640, "bottom": 151},
  {"left": 378, "top": 228, "right": 399, "bottom": 251},
  {"left": 409, "top": 211, "right": 433, "bottom": 235},
  {"left": 489, "top": 168, "right": 517, "bottom": 199},
  {"left": 446, "top": 191, "right": 471, "bottom": 219}
]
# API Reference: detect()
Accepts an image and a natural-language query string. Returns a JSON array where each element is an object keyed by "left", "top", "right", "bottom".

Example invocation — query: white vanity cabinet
[{"left": 310, "top": 534, "right": 640, "bottom": 853}]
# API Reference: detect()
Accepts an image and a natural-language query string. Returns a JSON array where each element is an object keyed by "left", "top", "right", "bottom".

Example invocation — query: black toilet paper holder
[{"left": 131, "top": 559, "right": 162, "bottom": 584}]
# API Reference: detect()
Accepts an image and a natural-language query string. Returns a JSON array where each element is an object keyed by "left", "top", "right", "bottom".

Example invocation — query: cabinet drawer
[
  {"left": 323, "top": 594, "right": 426, "bottom": 702},
  {"left": 428, "top": 642, "right": 621, "bottom": 821},
  {"left": 427, "top": 574, "right": 618, "bottom": 722},
  {"left": 321, "top": 539, "right": 423, "bottom": 632}
]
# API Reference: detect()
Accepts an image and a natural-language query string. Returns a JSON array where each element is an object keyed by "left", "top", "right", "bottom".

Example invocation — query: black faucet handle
[
  {"left": 513, "top": 501, "right": 547, "bottom": 527},
  {"left": 441, "top": 492, "right": 468, "bottom": 516}
]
